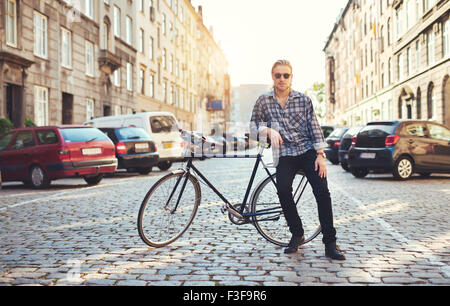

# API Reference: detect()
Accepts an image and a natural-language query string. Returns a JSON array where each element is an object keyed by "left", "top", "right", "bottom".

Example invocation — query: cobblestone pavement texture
[{"left": 0, "top": 153, "right": 449, "bottom": 286}]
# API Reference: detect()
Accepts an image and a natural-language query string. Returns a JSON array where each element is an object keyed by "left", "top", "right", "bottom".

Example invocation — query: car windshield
[
  {"left": 115, "top": 127, "right": 150, "bottom": 140},
  {"left": 321, "top": 127, "right": 334, "bottom": 138},
  {"left": 59, "top": 128, "right": 110, "bottom": 143},
  {"left": 359, "top": 125, "right": 397, "bottom": 137},
  {"left": 328, "top": 128, "right": 348, "bottom": 138},
  {"left": 150, "top": 116, "right": 178, "bottom": 133},
  {"left": 0, "top": 132, "right": 13, "bottom": 151}
]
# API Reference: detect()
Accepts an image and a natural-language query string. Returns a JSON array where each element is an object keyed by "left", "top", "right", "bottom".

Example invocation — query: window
[
  {"left": 415, "top": 40, "right": 420, "bottom": 71},
  {"left": 102, "top": 22, "right": 109, "bottom": 50},
  {"left": 84, "top": 0, "right": 94, "bottom": 19},
  {"left": 387, "top": 18, "right": 392, "bottom": 45},
  {"left": 407, "top": 47, "right": 411, "bottom": 76},
  {"left": 61, "top": 27, "right": 72, "bottom": 68},
  {"left": 443, "top": 19, "right": 450, "bottom": 58},
  {"left": 427, "top": 31, "right": 435, "bottom": 66},
  {"left": 404, "top": 124, "right": 426, "bottom": 137},
  {"left": 86, "top": 98, "right": 94, "bottom": 121},
  {"left": 424, "top": 0, "right": 435, "bottom": 12},
  {"left": 126, "top": 16, "right": 132, "bottom": 45},
  {"left": 34, "top": 11, "right": 48, "bottom": 58},
  {"left": 162, "top": 49, "right": 167, "bottom": 69},
  {"left": 398, "top": 53, "right": 404, "bottom": 81},
  {"left": 149, "top": 74, "right": 154, "bottom": 98},
  {"left": 36, "top": 130, "right": 59, "bottom": 145},
  {"left": 113, "top": 68, "right": 121, "bottom": 87},
  {"left": 0, "top": 132, "right": 14, "bottom": 151},
  {"left": 139, "top": 28, "right": 144, "bottom": 53},
  {"left": 428, "top": 124, "right": 450, "bottom": 141},
  {"left": 388, "top": 57, "right": 393, "bottom": 84},
  {"left": 85, "top": 40, "right": 94, "bottom": 76},
  {"left": 114, "top": 6, "right": 121, "bottom": 38},
  {"left": 149, "top": 36, "right": 154, "bottom": 60},
  {"left": 34, "top": 86, "right": 48, "bottom": 126},
  {"left": 139, "top": 68, "right": 145, "bottom": 94},
  {"left": 427, "top": 83, "right": 434, "bottom": 119},
  {"left": 126, "top": 62, "right": 133, "bottom": 91},
  {"left": 6, "top": 0, "right": 17, "bottom": 47},
  {"left": 12, "top": 131, "right": 35, "bottom": 150}
]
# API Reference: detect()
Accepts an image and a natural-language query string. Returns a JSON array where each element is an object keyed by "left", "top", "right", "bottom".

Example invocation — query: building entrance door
[{"left": 5, "top": 83, "right": 23, "bottom": 128}]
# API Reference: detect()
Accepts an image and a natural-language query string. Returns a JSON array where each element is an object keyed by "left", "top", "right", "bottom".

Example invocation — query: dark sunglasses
[{"left": 275, "top": 73, "right": 291, "bottom": 79}]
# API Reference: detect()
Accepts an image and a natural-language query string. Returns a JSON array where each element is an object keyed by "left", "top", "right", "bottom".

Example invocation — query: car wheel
[
  {"left": 84, "top": 174, "right": 103, "bottom": 186},
  {"left": 341, "top": 162, "right": 349, "bottom": 172},
  {"left": 351, "top": 168, "right": 369, "bottom": 178},
  {"left": 138, "top": 167, "right": 153, "bottom": 175},
  {"left": 158, "top": 161, "right": 172, "bottom": 171},
  {"left": 393, "top": 156, "right": 414, "bottom": 180},
  {"left": 29, "top": 165, "right": 50, "bottom": 189}
]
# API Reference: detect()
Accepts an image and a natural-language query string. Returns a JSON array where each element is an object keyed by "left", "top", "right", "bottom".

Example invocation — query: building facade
[
  {"left": 324, "top": 0, "right": 450, "bottom": 127},
  {"left": 1, "top": 0, "right": 229, "bottom": 132},
  {"left": 135, "top": 0, "right": 230, "bottom": 133}
]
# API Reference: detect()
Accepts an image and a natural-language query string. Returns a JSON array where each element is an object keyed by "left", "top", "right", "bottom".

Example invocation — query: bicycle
[{"left": 137, "top": 142, "right": 322, "bottom": 248}]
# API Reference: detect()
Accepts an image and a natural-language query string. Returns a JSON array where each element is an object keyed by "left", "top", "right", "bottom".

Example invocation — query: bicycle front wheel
[
  {"left": 138, "top": 171, "right": 201, "bottom": 248},
  {"left": 250, "top": 171, "right": 321, "bottom": 247}
]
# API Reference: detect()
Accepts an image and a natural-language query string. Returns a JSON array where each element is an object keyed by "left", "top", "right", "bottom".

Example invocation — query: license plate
[
  {"left": 82, "top": 148, "right": 102, "bottom": 155},
  {"left": 135, "top": 143, "right": 149, "bottom": 151},
  {"left": 360, "top": 152, "right": 376, "bottom": 159},
  {"left": 163, "top": 142, "right": 173, "bottom": 149}
]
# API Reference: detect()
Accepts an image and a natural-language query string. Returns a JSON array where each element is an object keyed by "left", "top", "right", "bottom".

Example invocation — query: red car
[{"left": 0, "top": 126, "right": 118, "bottom": 188}]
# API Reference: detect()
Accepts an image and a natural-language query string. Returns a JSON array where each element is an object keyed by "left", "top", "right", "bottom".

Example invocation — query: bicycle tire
[
  {"left": 250, "top": 171, "right": 322, "bottom": 247},
  {"left": 137, "top": 171, "right": 201, "bottom": 248}
]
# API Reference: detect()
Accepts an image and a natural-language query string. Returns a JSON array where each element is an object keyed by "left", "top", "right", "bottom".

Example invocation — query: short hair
[{"left": 271, "top": 60, "right": 293, "bottom": 74}]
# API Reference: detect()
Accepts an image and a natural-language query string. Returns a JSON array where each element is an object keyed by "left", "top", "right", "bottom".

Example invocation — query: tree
[{"left": 306, "top": 82, "right": 326, "bottom": 123}]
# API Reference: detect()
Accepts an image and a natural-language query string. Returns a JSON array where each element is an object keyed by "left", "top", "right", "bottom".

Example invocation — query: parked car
[
  {"left": 99, "top": 127, "right": 159, "bottom": 174},
  {"left": 85, "top": 112, "right": 184, "bottom": 171},
  {"left": 338, "top": 126, "right": 364, "bottom": 171},
  {"left": 181, "top": 130, "right": 208, "bottom": 157},
  {"left": 321, "top": 125, "right": 335, "bottom": 139},
  {"left": 347, "top": 120, "right": 450, "bottom": 180},
  {"left": 324, "top": 127, "right": 349, "bottom": 165},
  {"left": 0, "top": 126, "right": 117, "bottom": 188}
]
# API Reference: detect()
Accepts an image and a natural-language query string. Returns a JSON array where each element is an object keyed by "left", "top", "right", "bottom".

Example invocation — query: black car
[
  {"left": 100, "top": 127, "right": 159, "bottom": 174},
  {"left": 324, "top": 127, "right": 349, "bottom": 165},
  {"left": 321, "top": 125, "right": 335, "bottom": 139},
  {"left": 338, "top": 126, "right": 364, "bottom": 171},
  {"left": 347, "top": 120, "right": 450, "bottom": 180}
]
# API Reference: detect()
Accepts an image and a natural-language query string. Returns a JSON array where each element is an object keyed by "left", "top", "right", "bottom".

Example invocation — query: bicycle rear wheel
[
  {"left": 250, "top": 171, "right": 321, "bottom": 247},
  {"left": 138, "top": 171, "right": 201, "bottom": 248}
]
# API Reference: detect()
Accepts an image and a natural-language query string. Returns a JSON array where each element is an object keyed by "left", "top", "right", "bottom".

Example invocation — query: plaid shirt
[{"left": 250, "top": 90, "right": 326, "bottom": 157}]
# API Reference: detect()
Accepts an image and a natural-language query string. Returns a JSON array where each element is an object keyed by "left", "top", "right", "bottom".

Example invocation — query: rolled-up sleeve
[{"left": 305, "top": 96, "right": 326, "bottom": 150}]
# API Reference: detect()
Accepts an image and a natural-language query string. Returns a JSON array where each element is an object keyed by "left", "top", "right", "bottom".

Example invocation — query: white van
[{"left": 84, "top": 112, "right": 184, "bottom": 170}]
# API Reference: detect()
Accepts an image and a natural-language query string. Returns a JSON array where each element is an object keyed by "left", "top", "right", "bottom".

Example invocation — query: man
[{"left": 250, "top": 60, "right": 345, "bottom": 260}]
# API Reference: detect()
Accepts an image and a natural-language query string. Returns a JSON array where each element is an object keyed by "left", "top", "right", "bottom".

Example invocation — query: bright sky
[{"left": 191, "top": 0, "right": 349, "bottom": 92}]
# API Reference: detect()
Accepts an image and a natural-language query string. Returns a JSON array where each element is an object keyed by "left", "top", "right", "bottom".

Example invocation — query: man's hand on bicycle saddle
[{"left": 260, "top": 128, "right": 283, "bottom": 147}]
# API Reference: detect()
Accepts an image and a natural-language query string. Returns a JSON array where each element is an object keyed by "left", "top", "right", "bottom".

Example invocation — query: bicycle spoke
[
  {"left": 251, "top": 172, "right": 321, "bottom": 247},
  {"left": 138, "top": 172, "right": 201, "bottom": 247}
]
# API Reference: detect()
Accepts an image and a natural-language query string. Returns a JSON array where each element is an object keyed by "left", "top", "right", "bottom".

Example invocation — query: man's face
[{"left": 272, "top": 65, "right": 293, "bottom": 92}]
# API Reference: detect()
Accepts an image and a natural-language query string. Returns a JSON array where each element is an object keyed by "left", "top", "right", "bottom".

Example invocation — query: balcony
[{"left": 98, "top": 50, "right": 121, "bottom": 75}]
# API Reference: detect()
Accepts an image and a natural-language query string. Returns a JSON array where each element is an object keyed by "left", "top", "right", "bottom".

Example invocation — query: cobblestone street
[{"left": 0, "top": 155, "right": 449, "bottom": 286}]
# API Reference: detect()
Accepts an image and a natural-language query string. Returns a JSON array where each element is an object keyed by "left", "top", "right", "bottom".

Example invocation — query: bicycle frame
[
  {"left": 170, "top": 147, "right": 275, "bottom": 217},
  {"left": 170, "top": 147, "right": 309, "bottom": 223}
]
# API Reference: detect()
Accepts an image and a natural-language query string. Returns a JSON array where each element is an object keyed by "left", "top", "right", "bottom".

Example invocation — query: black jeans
[{"left": 276, "top": 150, "right": 337, "bottom": 244}]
